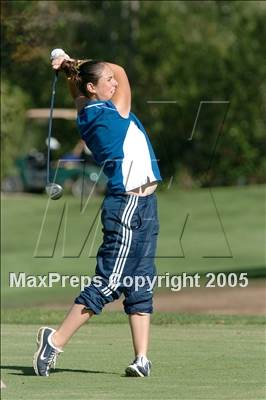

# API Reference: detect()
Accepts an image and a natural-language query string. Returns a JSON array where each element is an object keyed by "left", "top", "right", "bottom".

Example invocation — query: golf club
[{"left": 45, "top": 71, "right": 63, "bottom": 200}]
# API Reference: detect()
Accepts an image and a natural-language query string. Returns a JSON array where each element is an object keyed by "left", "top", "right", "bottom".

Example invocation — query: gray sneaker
[
  {"left": 33, "top": 327, "right": 62, "bottom": 376},
  {"left": 125, "top": 356, "right": 152, "bottom": 377}
]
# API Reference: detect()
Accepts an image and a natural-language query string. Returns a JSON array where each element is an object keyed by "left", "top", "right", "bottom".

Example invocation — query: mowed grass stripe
[
  {"left": 1, "top": 323, "right": 265, "bottom": 400},
  {"left": 2, "top": 309, "right": 265, "bottom": 325}
]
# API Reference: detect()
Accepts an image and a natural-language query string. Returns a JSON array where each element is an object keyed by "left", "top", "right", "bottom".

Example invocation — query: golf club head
[{"left": 45, "top": 183, "right": 63, "bottom": 200}]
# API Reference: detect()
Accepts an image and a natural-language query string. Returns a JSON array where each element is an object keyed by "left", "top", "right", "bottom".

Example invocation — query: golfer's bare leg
[
  {"left": 52, "top": 304, "right": 93, "bottom": 349},
  {"left": 129, "top": 313, "right": 150, "bottom": 357}
]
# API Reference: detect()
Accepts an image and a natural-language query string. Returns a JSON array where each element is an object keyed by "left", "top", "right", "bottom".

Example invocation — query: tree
[
  {"left": 1, "top": 1, "right": 265, "bottom": 185},
  {"left": 1, "top": 79, "right": 30, "bottom": 178}
]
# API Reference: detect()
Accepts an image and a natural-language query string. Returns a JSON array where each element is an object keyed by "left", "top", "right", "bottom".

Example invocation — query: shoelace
[
  {"left": 134, "top": 357, "right": 145, "bottom": 367},
  {"left": 47, "top": 349, "right": 59, "bottom": 370}
]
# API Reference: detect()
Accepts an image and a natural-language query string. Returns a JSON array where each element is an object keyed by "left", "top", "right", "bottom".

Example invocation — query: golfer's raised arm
[{"left": 106, "top": 63, "right": 131, "bottom": 117}]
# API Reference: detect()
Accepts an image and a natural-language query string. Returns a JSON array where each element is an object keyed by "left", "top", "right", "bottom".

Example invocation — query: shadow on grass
[{"left": 0, "top": 365, "right": 120, "bottom": 376}]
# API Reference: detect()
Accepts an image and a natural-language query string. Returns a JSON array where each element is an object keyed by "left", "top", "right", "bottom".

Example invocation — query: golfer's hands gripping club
[{"left": 50, "top": 48, "right": 73, "bottom": 71}]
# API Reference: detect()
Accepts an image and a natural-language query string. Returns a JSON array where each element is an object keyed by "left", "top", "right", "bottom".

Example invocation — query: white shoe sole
[{"left": 125, "top": 365, "right": 145, "bottom": 377}]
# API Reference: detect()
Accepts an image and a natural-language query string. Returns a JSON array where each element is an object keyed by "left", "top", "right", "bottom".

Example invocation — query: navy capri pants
[{"left": 75, "top": 192, "right": 159, "bottom": 315}]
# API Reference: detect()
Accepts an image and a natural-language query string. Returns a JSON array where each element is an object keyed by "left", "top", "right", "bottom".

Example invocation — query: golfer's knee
[{"left": 132, "top": 312, "right": 150, "bottom": 316}]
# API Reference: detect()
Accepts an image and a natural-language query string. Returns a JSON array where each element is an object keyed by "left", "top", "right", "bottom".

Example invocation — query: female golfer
[{"left": 33, "top": 49, "right": 162, "bottom": 377}]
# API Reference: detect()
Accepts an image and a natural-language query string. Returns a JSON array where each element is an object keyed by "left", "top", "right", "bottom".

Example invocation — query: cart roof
[{"left": 26, "top": 109, "right": 77, "bottom": 120}]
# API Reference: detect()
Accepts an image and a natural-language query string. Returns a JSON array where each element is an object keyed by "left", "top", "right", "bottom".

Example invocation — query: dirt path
[{"left": 105, "top": 279, "right": 266, "bottom": 315}]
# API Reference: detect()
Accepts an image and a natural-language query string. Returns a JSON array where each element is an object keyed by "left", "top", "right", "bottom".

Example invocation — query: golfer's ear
[{"left": 86, "top": 82, "right": 96, "bottom": 95}]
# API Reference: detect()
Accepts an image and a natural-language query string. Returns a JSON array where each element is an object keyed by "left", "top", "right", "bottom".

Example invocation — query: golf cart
[{"left": 2, "top": 108, "right": 107, "bottom": 197}]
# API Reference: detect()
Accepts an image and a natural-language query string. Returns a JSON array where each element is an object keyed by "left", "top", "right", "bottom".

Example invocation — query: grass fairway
[
  {"left": 1, "top": 312, "right": 266, "bottom": 400},
  {"left": 1, "top": 185, "right": 265, "bottom": 399}
]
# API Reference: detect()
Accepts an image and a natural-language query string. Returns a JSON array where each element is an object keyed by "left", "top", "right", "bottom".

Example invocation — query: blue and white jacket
[{"left": 77, "top": 100, "right": 162, "bottom": 194}]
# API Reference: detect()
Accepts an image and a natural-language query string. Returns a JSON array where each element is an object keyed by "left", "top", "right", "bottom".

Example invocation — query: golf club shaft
[{"left": 47, "top": 71, "right": 58, "bottom": 184}]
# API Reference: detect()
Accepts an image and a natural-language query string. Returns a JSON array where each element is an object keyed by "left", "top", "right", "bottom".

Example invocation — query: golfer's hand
[
  {"left": 50, "top": 48, "right": 72, "bottom": 70},
  {"left": 51, "top": 56, "right": 66, "bottom": 71}
]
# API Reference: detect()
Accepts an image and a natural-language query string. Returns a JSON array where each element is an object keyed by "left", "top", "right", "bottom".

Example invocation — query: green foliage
[
  {"left": 1, "top": 79, "right": 30, "bottom": 178},
  {"left": 1, "top": 1, "right": 265, "bottom": 185},
  {"left": 132, "top": 1, "right": 266, "bottom": 185}
]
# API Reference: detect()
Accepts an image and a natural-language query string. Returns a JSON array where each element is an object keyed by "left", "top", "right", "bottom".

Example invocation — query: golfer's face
[{"left": 94, "top": 65, "right": 118, "bottom": 100}]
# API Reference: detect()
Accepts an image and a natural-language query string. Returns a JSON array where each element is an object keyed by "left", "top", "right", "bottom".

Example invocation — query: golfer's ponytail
[{"left": 61, "top": 59, "right": 105, "bottom": 98}]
